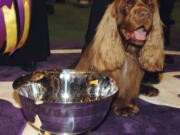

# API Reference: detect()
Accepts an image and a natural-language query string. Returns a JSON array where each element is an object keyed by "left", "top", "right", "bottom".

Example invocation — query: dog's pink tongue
[{"left": 134, "top": 28, "right": 147, "bottom": 40}]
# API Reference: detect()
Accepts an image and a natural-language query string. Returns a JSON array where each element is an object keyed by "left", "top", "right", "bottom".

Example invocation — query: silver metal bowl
[{"left": 13, "top": 69, "right": 118, "bottom": 135}]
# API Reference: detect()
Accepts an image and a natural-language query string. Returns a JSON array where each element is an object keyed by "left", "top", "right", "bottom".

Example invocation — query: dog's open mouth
[
  {"left": 124, "top": 27, "right": 147, "bottom": 41},
  {"left": 134, "top": 27, "right": 147, "bottom": 41}
]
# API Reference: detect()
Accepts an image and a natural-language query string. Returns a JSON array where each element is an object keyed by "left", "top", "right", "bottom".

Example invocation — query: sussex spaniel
[{"left": 75, "top": 0, "right": 164, "bottom": 116}]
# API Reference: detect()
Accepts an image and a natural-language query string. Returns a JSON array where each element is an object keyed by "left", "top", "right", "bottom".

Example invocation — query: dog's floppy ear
[
  {"left": 138, "top": 0, "right": 164, "bottom": 72},
  {"left": 91, "top": 2, "right": 125, "bottom": 72}
]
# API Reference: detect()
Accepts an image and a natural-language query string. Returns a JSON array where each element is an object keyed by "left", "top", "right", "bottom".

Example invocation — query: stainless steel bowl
[{"left": 13, "top": 69, "right": 118, "bottom": 135}]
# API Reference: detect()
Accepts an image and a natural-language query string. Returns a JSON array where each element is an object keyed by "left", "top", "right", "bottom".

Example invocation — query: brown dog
[{"left": 75, "top": 0, "right": 164, "bottom": 116}]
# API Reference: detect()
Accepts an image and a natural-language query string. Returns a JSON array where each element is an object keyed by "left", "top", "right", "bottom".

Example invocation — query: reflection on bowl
[{"left": 13, "top": 69, "right": 118, "bottom": 134}]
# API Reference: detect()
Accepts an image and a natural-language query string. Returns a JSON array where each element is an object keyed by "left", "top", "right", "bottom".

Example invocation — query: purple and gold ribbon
[
  {"left": 0, "top": 9, "right": 6, "bottom": 50},
  {"left": 2, "top": 2, "right": 18, "bottom": 53},
  {"left": 16, "top": 0, "right": 31, "bottom": 50},
  {"left": 0, "top": 0, "right": 13, "bottom": 8},
  {"left": 18, "top": 0, "right": 25, "bottom": 38},
  {"left": 0, "top": 0, "right": 31, "bottom": 54}
]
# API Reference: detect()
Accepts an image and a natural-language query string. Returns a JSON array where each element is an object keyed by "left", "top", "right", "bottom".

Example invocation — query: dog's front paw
[
  {"left": 140, "top": 84, "right": 159, "bottom": 97},
  {"left": 114, "top": 105, "right": 139, "bottom": 117}
]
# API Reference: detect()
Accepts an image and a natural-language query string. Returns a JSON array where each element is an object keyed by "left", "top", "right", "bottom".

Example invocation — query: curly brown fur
[{"left": 75, "top": 0, "right": 164, "bottom": 116}]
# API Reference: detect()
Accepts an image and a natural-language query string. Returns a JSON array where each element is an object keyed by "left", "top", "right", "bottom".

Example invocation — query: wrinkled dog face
[{"left": 115, "top": 0, "right": 155, "bottom": 45}]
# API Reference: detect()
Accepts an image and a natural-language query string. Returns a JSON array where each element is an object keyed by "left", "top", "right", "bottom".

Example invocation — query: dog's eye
[{"left": 148, "top": 3, "right": 154, "bottom": 11}]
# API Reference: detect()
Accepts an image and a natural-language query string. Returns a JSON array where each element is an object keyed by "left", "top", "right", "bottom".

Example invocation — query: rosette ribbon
[
  {"left": 0, "top": 0, "right": 31, "bottom": 54},
  {"left": 0, "top": 0, "right": 13, "bottom": 8}
]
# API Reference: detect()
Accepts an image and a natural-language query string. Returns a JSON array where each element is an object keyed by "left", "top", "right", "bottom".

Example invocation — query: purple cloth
[
  {"left": 174, "top": 75, "right": 180, "bottom": 79},
  {"left": 92, "top": 99, "right": 180, "bottom": 135},
  {"left": 0, "top": 99, "right": 180, "bottom": 135},
  {"left": 0, "top": 53, "right": 81, "bottom": 81},
  {"left": 0, "top": 99, "right": 26, "bottom": 135}
]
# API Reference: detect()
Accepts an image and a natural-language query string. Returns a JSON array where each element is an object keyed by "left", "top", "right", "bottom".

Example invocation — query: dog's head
[
  {"left": 114, "top": 0, "right": 155, "bottom": 46},
  {"left": 93, "top": 0, "right": 164, "bottom": 72}
]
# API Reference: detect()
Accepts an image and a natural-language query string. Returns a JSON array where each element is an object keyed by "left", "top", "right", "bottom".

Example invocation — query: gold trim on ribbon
[
  {"left": 16, "top": 0, "right": 30, "bottom": 49},
  {"left": 3, "top": 3, "right": 18, "bottom": 53}
]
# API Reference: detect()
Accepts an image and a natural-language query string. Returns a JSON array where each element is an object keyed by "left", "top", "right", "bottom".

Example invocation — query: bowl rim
[{"left": 13, "top": 69, "right": 118, "bottom": 104}]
